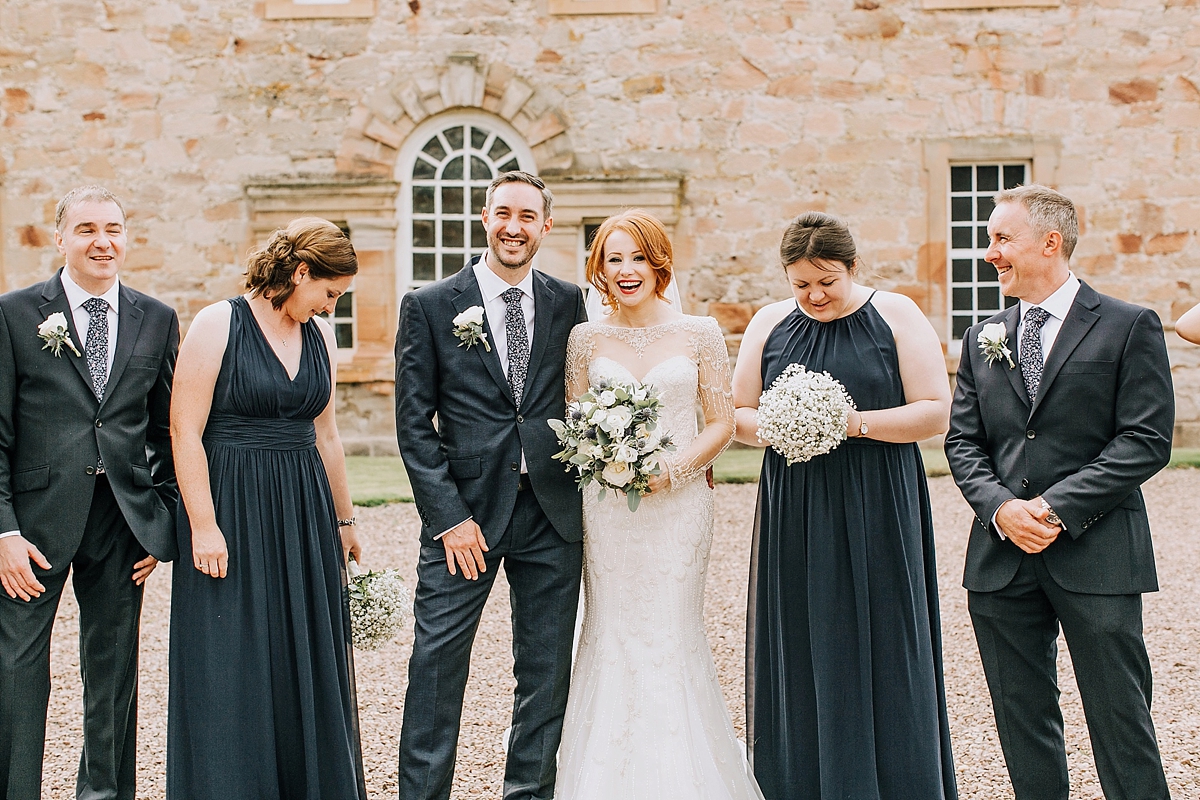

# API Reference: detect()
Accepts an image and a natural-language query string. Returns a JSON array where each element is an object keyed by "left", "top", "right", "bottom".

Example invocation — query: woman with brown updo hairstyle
[{"left": 167, "top": 217, "right": 367, "bottom": 799}]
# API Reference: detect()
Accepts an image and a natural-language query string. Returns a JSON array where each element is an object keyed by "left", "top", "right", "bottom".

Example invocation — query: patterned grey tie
[
  {"left": 503, "top": 287, "right": 529, "bottom": 406},
  {"left": 1020, "top": 306, "right": 1051, "bottom": 401},
  {"left": 83, "top": 297, "right": 109, "bottom": 400}
]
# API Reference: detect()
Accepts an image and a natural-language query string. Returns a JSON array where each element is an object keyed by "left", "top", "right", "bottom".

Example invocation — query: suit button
[
  {"left": 1021, "top": 478, "right": 1030, "bottom": 488},
  {"left": 1026, "top": 430, "right": 1036, "bottom": 439},
  {"left": 516, "top": 415, "right": 524, "bottom": 424},
  {"left": 511, "top": 462, "right": 519, "bottom": 471},
  {"left": 95, "top": 419, "right": 102, "bottom": 428},
  {"left": 85, "top": 466, "right": 96, "bottom": 475}
]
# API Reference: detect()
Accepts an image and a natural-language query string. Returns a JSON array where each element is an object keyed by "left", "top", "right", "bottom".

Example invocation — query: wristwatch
[
  {"left": 1039, "top": 498, "right": 1061, "bottom": 526},
  {"left": 857, "top": 414, "right": 869, "bottom": 438}
]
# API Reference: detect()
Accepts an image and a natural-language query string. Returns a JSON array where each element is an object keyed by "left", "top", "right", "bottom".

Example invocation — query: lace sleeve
[
  {"left": 565, "top": 323, "right": 594, "bottom": 403},
  {"left": 665, "top": 318, "right": 736, "bottom": 487}
]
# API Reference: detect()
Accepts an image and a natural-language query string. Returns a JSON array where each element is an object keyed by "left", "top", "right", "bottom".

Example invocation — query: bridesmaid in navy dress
[
  {"left": 167, "top": 218, "right": 365, "bottom": 799},
  {"left": 732, "top": 213, "right": 957, "bottom": 800}
]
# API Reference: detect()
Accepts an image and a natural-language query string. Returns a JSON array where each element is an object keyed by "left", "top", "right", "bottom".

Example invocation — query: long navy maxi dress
[
  {"left": 747, "top": 297, "right": 957, "bottom": 800},
  {"left": 167, "top": 297, "right": 365, "bottom": 800}
]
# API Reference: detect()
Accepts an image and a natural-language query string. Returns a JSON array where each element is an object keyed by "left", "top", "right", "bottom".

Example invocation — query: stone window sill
[{"left": 264, "top": 0, "right": 375, "bottom": 20}]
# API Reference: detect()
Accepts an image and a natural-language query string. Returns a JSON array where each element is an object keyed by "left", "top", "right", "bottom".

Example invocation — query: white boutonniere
[
  {"left": 452, "top": 306, "right": 491, "bottom": 352},
  {"left": 977, "top": 322, "right": 1015, "bottom": 368},
  {"left": 37, "top": 312, "right": 81, "bottom": 358}
]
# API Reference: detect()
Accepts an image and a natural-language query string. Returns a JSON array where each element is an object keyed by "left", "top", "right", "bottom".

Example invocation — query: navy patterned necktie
[
  {"left": 1020, "top": 306, "right": 1051, "bottom": 401},
  {"left": 503, "top": 287, "right": 529, "bottom": 406},
  {"left": 83, "top": 297, "right": 109, "bottom": 400}
]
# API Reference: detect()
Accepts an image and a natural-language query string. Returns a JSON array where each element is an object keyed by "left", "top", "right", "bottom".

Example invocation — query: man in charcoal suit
[
  {"left": 0, "top": 186, "right": 179, "bottom": 800},
  {"left": 394, "top": 171, "right": 586, "bottom": 800},
  {"left": 945, "top": 184, "right": 1173, "bottom": 800}
]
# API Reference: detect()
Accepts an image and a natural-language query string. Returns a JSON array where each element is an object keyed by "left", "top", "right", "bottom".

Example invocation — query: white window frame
[
  {"left": 319, "top": 279, "right": 356, "bottom": 355},
  {"left": 395, "top": 111, "right": 536, "bottom": 299}
]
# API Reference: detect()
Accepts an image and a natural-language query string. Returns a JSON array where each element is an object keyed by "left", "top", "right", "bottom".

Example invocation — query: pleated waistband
[{"left": 203, "top": 415, "right": 316, "bottom": 450}]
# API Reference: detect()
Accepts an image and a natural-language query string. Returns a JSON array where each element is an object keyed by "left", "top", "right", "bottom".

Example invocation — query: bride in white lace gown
[{"left": 556, "top": 211, "right": 764, "bottom": 800}]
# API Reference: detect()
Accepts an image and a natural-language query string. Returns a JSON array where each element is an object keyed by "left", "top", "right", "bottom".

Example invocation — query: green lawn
[{"left": 348, "top": 448, "right": 1199, "bottom": 506}]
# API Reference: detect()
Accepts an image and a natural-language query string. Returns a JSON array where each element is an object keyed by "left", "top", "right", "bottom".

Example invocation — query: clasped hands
[
  {"left": 995, "top": 496, "right": 1061, "bottom": 554},
  {"left": 0, "top": 535, "right": 157, "bottom": 600}
]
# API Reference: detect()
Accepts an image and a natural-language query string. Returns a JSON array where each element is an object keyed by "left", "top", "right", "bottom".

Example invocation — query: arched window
[{"left": 398, "top": 112, "right": 535, "bottom": 292}]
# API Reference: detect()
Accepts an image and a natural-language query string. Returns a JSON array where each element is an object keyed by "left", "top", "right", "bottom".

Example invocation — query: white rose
[
  {"left": 979, "top": 322, "right": 1007, "bottom": 343},
  {"left": 38, "top": 312, "right": 69, "bottom": 336},
  {"left": 638, "top": 429, "right": 662, "bottom": 453},
  {"left": 453, "top": 306, "right": 485, "bottom": 327},
  {"left": 600, "top": 406, "right": 633, "bottom": 433},
  {"left": 598, "top": 390, "right": 618, "bottom": 408},
  {"left": 601, "top": 460, "right": 633, "bottom": 487},
  {"left": 612, "top": 443, "right": 639, "bottom": 463}
]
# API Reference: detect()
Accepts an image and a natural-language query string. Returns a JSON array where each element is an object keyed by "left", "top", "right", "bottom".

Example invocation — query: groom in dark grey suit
[
  {"left": 946, "top": 185, "right": 1173, "bottom": 800},
  {"left": 0, "top": 186, "right": 179, "bottom": 800},
  {"left": 395, "top": 171, "right": 586, "bottom": 800}
]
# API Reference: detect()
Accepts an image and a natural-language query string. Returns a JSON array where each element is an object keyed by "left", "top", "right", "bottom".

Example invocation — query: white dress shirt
[{"left": 0, "top": 272, "right": 120, "bottom": 541}]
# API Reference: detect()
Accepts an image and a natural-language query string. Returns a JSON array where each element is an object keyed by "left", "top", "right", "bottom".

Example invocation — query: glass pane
[
  {"left": 471, "top": 187, "right": 487, "bottom": 214},
  {"left": 413, "top": 185, "right": 435, "bottom": 214},
  {"left": 441, "top": 186, "right": 464, "bottom": 215},
  {"left": 334, "top": 293, "right": 353, "bottom": 317},
  {"left": 499, "top": 157, "right": 519, "bottom": 172},
  {"left": 976, "top": 165, "right": 999, "bottom": 192},
  {"left": 471, "top": 220, "right": 487, "bottom": 248},
  {"left": 951, "top": 197, "right": 972, "bottom": 222},
  {"left": 952, "top": 259, "right": 972, "bottom": 283},
  {"left": 953, "top": 315, "right": 972, "bottom": 340},
  {"left": 978, "top": 286, "right": 1000, "bottom": 311},
  {"left": 488, "top": 138, "right": 511, "bottom": 162},
  {"left": 444, "top": 125, "right": 464, "bottom": 151},
  {"left": 443, "top": 156, "right": 464, "bottom": 180},
  {"left": 585, "top": 224, "right": 601, "bottom": 251},
  {"left": 470, "top": 126, "right": 488, "bottom": 151},
  {"left": 413, "top": 253, "right": 436, "bottom": 281},
  {"left": 442, "top": 220, "right": 464, "bottom": 248},
  {"left": 413, "top": 220, "right": 435, "bottom": 247},
  {"left": 442, "top": 253, "right": 465, "bottom": 277},
  {"left": 976, "top": 259, "right": 996, "bottom": 281},
  {"left": 334, "top": 323, "right": 353, "bottom": 349},
  {"left": 422, "top": 136, "right": 447, "bottom": 161},
  {"left": 1004, "top": 164, "right": 1026, "bottom": 189},
  {"left": 977, "top": 225, "right": 989, "bottom": 248},
  {"left": 952, "top": 287, "right": 973, "bottom": 311},
  {"left": 1005, "top": 295, "right": 1019, "bottom": 308},
  {"left": 950, "top": 165, "right": 972, "bottom": 192},
  {"left": 951, "top": 226, "right": 972, "bottom": 249},
  {"left": 471, "top": 156, "right": 492, "bottom": 180},
  {"left": 976, "top": 195, "right": 995, "bottom": 221},
  {"left": 412, "top": 158, "right": 436, "bottom": 179}
]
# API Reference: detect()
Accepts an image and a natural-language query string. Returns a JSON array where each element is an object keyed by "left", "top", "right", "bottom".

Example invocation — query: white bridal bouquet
[
  {"left": 756, "top": 363, "right": 857, "bottom": 465},
  {"left": 346, "top": 559, "right": 411, "bottom": 651},
  {"left": 549, "top": 378, "right": 675, "bottom": 512}
]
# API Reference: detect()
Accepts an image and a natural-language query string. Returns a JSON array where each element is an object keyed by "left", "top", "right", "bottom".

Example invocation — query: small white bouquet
[
  {"left": 756, "top": 363, "right": 856, "bottom": 465},
  {"left": 346, "top": 558, "right": 411, "bottom": 651},
  {"left": 548, "top": 378, "right": 675, "bottom": 512}
]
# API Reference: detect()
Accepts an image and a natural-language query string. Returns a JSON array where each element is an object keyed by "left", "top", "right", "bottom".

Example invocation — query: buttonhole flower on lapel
[
  {"left": 977, "top": 322, "right": 1015, "bottom": 369},
  {"left": 452, "top": 305, "right": 491, "bottom": 352},
  {"left": 37, "top": 312, "right": 81, "bottom": 358}
]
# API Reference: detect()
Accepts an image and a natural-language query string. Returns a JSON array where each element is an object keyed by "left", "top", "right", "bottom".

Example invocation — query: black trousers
[
  {"left": 968, "top": 553, "right": 1170, "bottom": 800},
  {"left": 0, "top": 476, "right": 148, "bottom": 800},
  {"left": 398, "top": 486, "right": 583, "bottom": 800}
]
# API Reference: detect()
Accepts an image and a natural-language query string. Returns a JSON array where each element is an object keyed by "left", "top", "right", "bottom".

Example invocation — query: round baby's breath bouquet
[
  {"left": 756, "top": 363, "right": 856, "bottom": 465},
  {"left": 346, "top": 559, "right": 411, "bottom": 651}
]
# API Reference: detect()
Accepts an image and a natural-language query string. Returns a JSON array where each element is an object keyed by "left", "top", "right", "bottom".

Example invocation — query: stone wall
[{"left": 3, "top": 0, "right": 1199, "bottom": 451}]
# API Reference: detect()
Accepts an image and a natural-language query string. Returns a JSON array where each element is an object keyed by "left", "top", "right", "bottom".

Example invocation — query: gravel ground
[{"left": 41, "top": 471, "right": 1198, "bottom": 799}]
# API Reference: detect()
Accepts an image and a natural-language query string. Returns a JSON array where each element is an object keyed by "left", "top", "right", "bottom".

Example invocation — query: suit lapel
[
  {"left": 38, "top": 271, "right": 95, "bottom": 397},
  {"left": 521, "top": 270, "right": 556, "bottom": 411},
  {"left": 1029, "top": 282, "right": 1101, "bottom": 418},
  {"left": 101, "top": 284, "right": 144, "bottom": 409},
  {"left": 1000, "top": 304, "right": 1029, "bottom": 408},
  {"left": 451, "top": 264, "right": 516, "bottom": 406}
]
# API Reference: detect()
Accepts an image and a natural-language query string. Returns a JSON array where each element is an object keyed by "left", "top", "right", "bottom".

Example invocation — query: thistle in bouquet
[
  {"left": 549, "top": 378, "right": 675, "bottom": 512},
  {"left": 756, "top": 363, "right": 857, "bottom": 465},
  {"left": 346, "top": 557, "right": 411, "bottom": 651}
]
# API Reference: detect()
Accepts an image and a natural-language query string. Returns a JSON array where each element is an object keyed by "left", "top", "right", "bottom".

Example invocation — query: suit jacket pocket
[
  {"left": 1118, "top": 491, "right": 1145, "bottom": 511},
  {"left": 13, "top": 466, "right": 50, "bottom": 493},
  {"left": 127, "top": 355, "right": 160, "bottom": 371},
  {"left": 448, "top": 456, "right": 482, "bottom": 480},
  {"left": 1059, "top": 360, "right": 1115, "bottom": 374},
  {"left": 131, "top": 465, "right": 155, "bottom": 487}
]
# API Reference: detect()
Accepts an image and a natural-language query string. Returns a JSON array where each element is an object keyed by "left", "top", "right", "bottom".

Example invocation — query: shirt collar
[
  {"left": 474, "top": 257, "right": 534, "bottom": 303},
  {"left": 60, "top": 268, "right": 121, "bottom": 313},
  {"left": 1020, "top": 271, "right": 1080, "bottom": 322}
]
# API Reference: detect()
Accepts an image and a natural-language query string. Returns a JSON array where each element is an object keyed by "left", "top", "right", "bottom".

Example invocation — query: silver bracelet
[{"left": 337, "top": 517, "right": 356, "bottom": 527}]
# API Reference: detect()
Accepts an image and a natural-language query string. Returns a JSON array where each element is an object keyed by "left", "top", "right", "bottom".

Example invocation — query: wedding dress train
[{"left": 556, "top": 317, "right": 764, "bottom": 800}]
